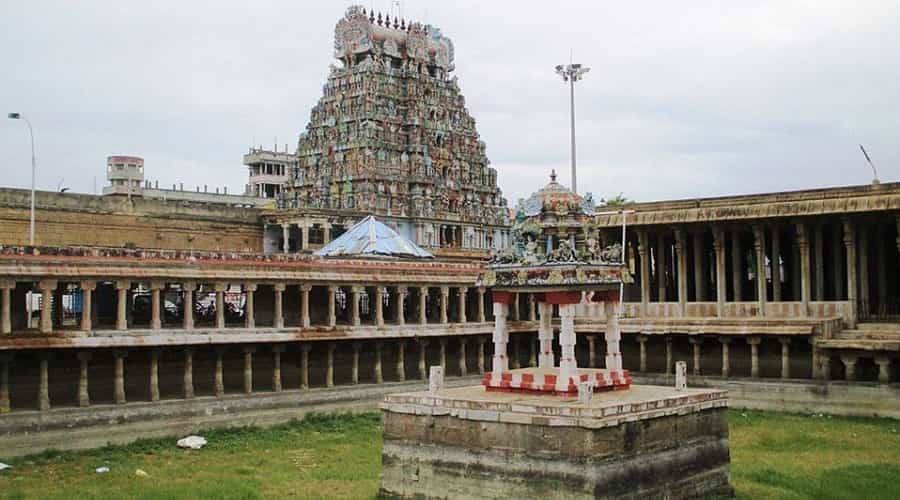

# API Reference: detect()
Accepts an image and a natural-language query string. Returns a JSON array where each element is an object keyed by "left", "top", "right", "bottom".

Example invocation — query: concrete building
[{"left": 244, "top": 147, "right": 295, "bottom": 199}]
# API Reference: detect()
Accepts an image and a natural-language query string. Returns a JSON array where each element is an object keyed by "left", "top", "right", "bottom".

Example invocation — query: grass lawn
[{"left": 0, "top": 410, "right": 898, "bottom": 499}]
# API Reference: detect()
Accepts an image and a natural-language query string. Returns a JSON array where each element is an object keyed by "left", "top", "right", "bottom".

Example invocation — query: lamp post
[
  {"left": 7, "top": 112, "right": 36, "bottom": 245},
  {"left": 555, "top": 63, "right": 590, "bottom": 194}
]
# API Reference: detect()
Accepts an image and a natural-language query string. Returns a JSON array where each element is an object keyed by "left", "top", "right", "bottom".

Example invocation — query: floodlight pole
[
  {"left": 555, "top": 63, "right": 590, "bottom": 194},
  {"left": 8, "top": 113, "right": 36, "bottom": 245}
]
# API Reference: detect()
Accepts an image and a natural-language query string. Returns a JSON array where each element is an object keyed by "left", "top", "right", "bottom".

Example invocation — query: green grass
[
  {"left": 0, "top": 410, "right": 898, "bottom": 499},
  {"left": 730, "top": 410, "right": 900, "bottom": 499}
]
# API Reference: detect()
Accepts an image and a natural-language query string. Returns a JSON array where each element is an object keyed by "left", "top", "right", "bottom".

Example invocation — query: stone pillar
[
  {"left": 510, "top": 335, "right": 520, "bottom": 369},
  {"left": 300, "top": 344, "right": 311, "bottom": 390},
  {"left": 771, "top": 226, "right": 782, "bottom": 302},
  {"left": 457, "top": 287, "right": 468, "bottom": 323},
  {"left": 350, "top": 286, "right": 362, "bottom": 326},
  {"left": 242, "top": 346, "right": 255, "bottom": 394},
  {"left": 149, "top": 349, "right": 160, "bottom": 402},
  {"left": 674, "top": 229, "right": 688, "bottom": 314},
  {"left": 795, "top": 223, "right": 811, "bottom": 316},
  {"left": 214, "top": 348, "right": 225, "bottom": 398},
  {"left": 859, "top": 226, "right": 870, "bottom": 318},
  {"left": 374, "top": 341, "right": 383, "bottom": 384},
  {"left": 638, "top": 230, "right": 650, "bottom": 315},
  {"left": 327, "top": 286, "right": 337, "bottom": 328},
  {"left": 418, "top": 286, "right": 428, "bottom": 325},
  {"left": 418, "top": 339, "right": 428, "bottom": 379},
  {"left": 656, "top": 232, "right": 667, "bottom": 302},
  {"left": 458, "top": 338, "right": 467, "bottom": 376},
  {"left": 114, "top": 281, "right": 130, "bottom": 330},
  {"left": 272, "top": 345, "right": 285, "bottom": 392},
  {"left": 301, "top": 222, "right": 309, "bottom": 250},
  {"left": 713, "top": 228, "right": 727, "bottom": 317},
  {"left": 665, "top": 336, "right": 673, "bottom": 375},
  {"left": 183, "top": 348, "right": 195, "bottom": 399},
  {"left": 689, "top": 337, "right": 702, "bottom": 376},
  {"left": 395, "top": 287, "right": 406, "bottom": 325},
  {"left": 637, "top": 335, "right": 649, "bottom": 372},
  {"left": 0, "top": 281, "right": 13, "bottom": 335},
  {"left": 528, "top": 335, "right": 537, "bottom": 367},
  {"left": 182, "top": 281, "right": 197, "bottom": 330},
  {"left": 477, "top": 337, "right": 486, "bottom": 374},
  {"left": 77, "top": 351, "right": 91, "bottom": 407},
  {"left": 557, "top": 304, "right": 578, "bottom": 390},
  {"left": 0, "top": 354, "right": 11, "bottom": 413},
  {"left": 244, "top": 283, "right": 257, "bottom": 329},
  {"left": 374, "top": 287, "right": 384, "bottom": 327},
  {"left": 510, "top": 293, "right": 520, "bottom": 321},
  {"left": 586, "top": 335, "right": 597, "bottom": 368},
  {"left": 538, "top": 301, "right": 554, "bottom": 368},
  {"left": 779, "top": 338, "right": 791, "bottom": 379},
  {"left": 80, "top": 281, "right": 95, "bottom": 332},
  {"left": 113, "top": 350, "right": 127, "bottom": 404},
  {"left": 439, "top": 338, "right": 447, "bottom": 370},
  {"left": 397, "top": 340, "right": 407, "bottom": 381},
  {"left": 326, "top": 342, "right": 335, "bottom": 387},
  {"left": 752, "top": 224, "right": 767, "bottom": 316},
  {"left": 814, "top": 223, "right": 825, "bottom": 301},
  {"left": 300, "top": 284, "right": 311, "bottom": 328},
  {"left": 477, "top": 288, "right": 486, "bottom": 322},
  {"left": 323, "top": 223, "right": 331, "bottom": 244},
  {"left": 528, "top": 294, "right": 536, "bottom": 322},
  {"left": 875, "top": 356, "right": 891, "bottom": 384},
  {"left": 693, "top": 231, "right": 707, "bottom": 302},
  {"left": 351, "top": 342, "right": 361, "bottom": 384},
  {"left": 214, "top": 282, "right": 226, "bottom": 329},
  {"left": 151, "top": 281, "right": 165, "bottom": 330},
  {"left": 731, "top": 230, "right": 743, "bottom": 302},
  {"left": 38, "top": 280, "right": 56, "bottom": 334},
  {"left": 439, "top": 287, "right": 449, "bottom": 324},
  {"left": 833, "top": 224, "right": 844, "bottom": 300},
  {"left": 38, "top": 353, "right": 51, "bottom": 410},
  {"left": 491, "top": 301, "right": 509, "bottom": 384},
  {"left": 282, "top": 223, "right": 290, "bottom": 254},
  {"left": 840, "top": 354, "right": 857, "bottom": 381},
  {"left": 719, "top": 337, "right": 731, "bottom": 378},
  {"left": 270, "top": 283, "right": 284, "bottom": 328},
  {"left": 842, "top": 218, "right": 858, "bottom": 328},
  {"left": 747, "top": 337, "right": 762, "bottom": 378}
]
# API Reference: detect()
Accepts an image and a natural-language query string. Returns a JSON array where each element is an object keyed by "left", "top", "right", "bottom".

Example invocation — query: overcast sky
[{"left": 2, "top": 1, "right": 898, "bottom": 204}]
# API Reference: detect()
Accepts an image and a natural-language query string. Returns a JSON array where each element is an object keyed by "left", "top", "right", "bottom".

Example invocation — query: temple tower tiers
[{"left": 281, "top": 6, "right": 507, "bottom": 232}]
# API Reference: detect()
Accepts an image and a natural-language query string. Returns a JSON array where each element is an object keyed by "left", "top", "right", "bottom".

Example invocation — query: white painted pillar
[
  {"left": 537, "top": 301, "right": 555, "bottom": 368},
  {"left": 556, "top": 303, "right": 578, "bottom": 391},
  {"left": 490, "top": 302, "right": 509, "bottom": 384},
  {"left": 603, "top": 300, "right": 623, "bottom": 372}
]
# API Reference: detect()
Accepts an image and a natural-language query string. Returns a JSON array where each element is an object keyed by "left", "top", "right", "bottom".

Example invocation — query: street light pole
[
  {"left": 7, "top": 112, "right": 36, "bottom": 245},
  {"left": 555, "top": 63, "right": 590, "bottom": 194}
]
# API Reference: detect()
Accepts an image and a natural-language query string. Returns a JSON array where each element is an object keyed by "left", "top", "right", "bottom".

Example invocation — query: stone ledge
[{"left": 381, "top": 384, "right": 728, "bottom": 430}]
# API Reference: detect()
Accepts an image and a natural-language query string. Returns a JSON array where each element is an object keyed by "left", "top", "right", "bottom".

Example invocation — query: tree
[{"left": 600, "top": 193, "right": 631, "bottom": 207}]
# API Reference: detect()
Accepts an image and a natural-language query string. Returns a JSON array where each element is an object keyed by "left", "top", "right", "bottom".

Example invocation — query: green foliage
[{"left": 599, "top": 193, "right": 631, "bottom": 207}]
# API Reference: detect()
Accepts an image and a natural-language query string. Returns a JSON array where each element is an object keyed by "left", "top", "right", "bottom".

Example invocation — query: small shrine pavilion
[{"left": 481, "top": 171, "right": 634, "bottom": 394}]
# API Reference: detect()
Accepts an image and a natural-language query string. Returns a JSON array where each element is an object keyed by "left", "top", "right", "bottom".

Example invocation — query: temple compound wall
[
  {"left": 0, "top": 182, "right": 898, "bottom": 456},
  {"left": 0, "top": 188, "right": 264, "bottom": 251}
]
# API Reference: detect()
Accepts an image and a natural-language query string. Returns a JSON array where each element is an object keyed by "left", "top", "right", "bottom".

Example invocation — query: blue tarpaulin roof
[{"left": 314, "top": 216, "right": 434, "bottom": 259}]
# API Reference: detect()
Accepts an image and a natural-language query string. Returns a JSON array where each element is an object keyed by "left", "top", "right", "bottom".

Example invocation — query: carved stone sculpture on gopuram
[{"left": 279, "top": 5, "right": 508, "bottom": 229}]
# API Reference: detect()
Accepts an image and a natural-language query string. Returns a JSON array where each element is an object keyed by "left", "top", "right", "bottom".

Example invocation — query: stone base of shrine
[
  {"left": 379, "top": 384, "right": 733, "bottom": 500},
  {"left": 482, "top": 367, "right": 632, "bottom": 395}
]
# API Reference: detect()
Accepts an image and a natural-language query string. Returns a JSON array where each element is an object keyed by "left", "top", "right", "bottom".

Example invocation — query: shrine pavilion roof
[{"left": 314, "top": 215, "right": 433, "bottom": 259}]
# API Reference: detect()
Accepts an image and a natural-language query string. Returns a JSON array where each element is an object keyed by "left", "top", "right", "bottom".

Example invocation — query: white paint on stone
[
  {"left": 675, "top": 361, "right": 687, "bottom": 391},
  {"left": 429, "top": 366, "right": 445, "bottom": 394}
]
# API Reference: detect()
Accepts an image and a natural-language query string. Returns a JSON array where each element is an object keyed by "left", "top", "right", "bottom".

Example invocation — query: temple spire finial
[{"left": 550, "top": 169, "right": 557, "bottom": 182}]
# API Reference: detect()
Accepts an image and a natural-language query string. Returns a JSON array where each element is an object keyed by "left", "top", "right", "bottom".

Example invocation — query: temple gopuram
[{"left": 266, "top": 6, "right": 510, "bottom": 256}]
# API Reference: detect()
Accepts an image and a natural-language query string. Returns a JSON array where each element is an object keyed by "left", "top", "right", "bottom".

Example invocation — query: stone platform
[
  {"left": 482, "top": 367, "right": 632, "bottom": 395},
  {"left": 379, "top": 384, "right": 733, "bottom": 499}
]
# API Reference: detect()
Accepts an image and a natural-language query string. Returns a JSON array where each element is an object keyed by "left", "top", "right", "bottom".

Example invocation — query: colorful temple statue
[
  {"left": 274, "top": 5, "right": 509, "bottom": 251},
  {"left": 481, "top": 171, "right": 634, "bottom": 393}
]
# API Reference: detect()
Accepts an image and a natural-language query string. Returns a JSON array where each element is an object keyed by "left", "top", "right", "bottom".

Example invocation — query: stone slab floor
[{"left": 0, "top": 410, "right": 898, "bottom": 499}]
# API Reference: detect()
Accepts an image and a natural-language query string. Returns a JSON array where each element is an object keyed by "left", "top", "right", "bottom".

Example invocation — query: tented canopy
[{"left": 314, "top": 215, "right": 433, "bottom": 259}]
